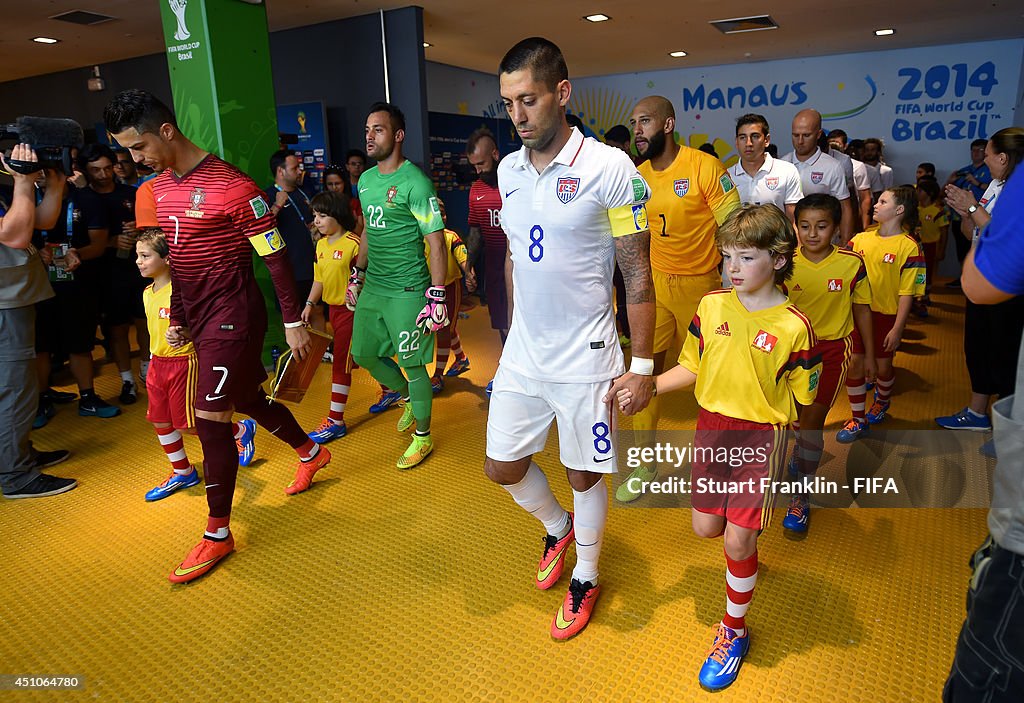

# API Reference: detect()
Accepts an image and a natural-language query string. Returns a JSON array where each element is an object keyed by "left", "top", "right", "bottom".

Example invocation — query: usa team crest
[
  {"left": 765, "top": 176, "right": 779, "bottom": 191},
  {"left": 556, "top": 177, "right": 580, "bottom": 204},
  {"left": 674, "top": 179, "right": 689, "bottom": 197},
  {"left": 811, "top": 171, "right": 824, "bottom": 185}
]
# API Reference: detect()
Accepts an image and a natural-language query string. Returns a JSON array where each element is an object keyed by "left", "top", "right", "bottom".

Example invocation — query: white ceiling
[{"left": 1, "top": 1, "right": 1022, "bottom": 82}]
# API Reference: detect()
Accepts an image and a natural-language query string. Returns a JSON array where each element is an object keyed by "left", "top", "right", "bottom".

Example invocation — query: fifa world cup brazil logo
[{"left": 170, "top": 0, "right": 191, "bottom": 41}]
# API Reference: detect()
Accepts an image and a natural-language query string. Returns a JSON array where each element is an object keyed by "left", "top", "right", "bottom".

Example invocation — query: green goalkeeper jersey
[{"left": 357, "top": 160, "right": 444, "bottom": 299}]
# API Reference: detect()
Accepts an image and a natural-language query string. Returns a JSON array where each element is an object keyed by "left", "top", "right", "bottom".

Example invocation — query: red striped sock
[
  {"left": 875, "top": 372, "right": 895, "bottom": 404},
  {"left": 450, "top": 333, "right": 463, "bottom": 359},
  {"left": 722, "top": 550, "right": 758, "bottom": 635},
  {"left": 155, "top": 426, "right": 191, "bottom": 473},
  {"left": 847, "top": 377, "right": 867, "bottom": 423}
]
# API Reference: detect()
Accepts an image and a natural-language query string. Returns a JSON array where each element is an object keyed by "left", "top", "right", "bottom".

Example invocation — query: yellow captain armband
[
  {"left": 609, "top": 203, "right": 649, "bottom": 238},
  {"left": 248, "top": 228, "right": 286, "bottom": 256}
]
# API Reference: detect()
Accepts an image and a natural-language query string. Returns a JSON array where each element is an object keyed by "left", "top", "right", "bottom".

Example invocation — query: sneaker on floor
[
  {"left": 44, "top": 388, "right": 77, "bottom": 404},
  {"left": 369, "top": 390, "right": 402, "bottom": 414},
  {"left": 168, "top": 534, "right": 235, "bottom": 583},
  {"left": 322, "top": 350, "right": 334, "bottom": 363},
  {"left": 782, "top": 495, "right": 810, "bottom": 533},
  {"left": 396, "top": 402, "right": 415, "bottom": 432},
  {"left": 285, "top": 447, "right": 332, "bottom": 496},
  {"left": 836, "top": 418, "right": 868, "bottom": 443},
  {"left": 698, "top": 623, "right": 750, "bottom": 691},
  {"left": 444, "top": 356, "right": 471, "bottom": 377},
  {"left": 551, "top": 579, "right": 601, "bottom": 640},
  {"left": 33, "top": 400, "right": 56, "bottom": 429},
  {"left": 615, "top": 464, "right": 657, "bottom": 503},
  {"left": 307, "top": 418, "right": 347, "bottom": 444},
  {"left": 119, "top": 380, "right": 138, "bottom": 405},
  {"left": 866, "top": 399, "right": 890, "bottom": 424},
  {"left": 33, "top": 449, "right": 70, "bottom": 469},
  {"left": 618, "top": 334, "right": 631, "bottom": 348},
  {"left": 236, "top": 419, "right": 257, "bottom": 467},
  {"left": 431, "top": 376, "right": 444, "bottom": 394},
  {"left": 145, "top": 467, "right": 201, "bottom": 502},
  {"left": 935, "top": 407, "right": 992, "bottom": 432},
  {"left": 3, "top": 473, "right": 77, "bottom": 500},
  {"left": 537, "top": 513, "right": 574, "bottom": 590},
  {"left": 786, "top": 453, "right": 799, "bottom": 478},
  {"left": 485, "top": 380, "right": 493, "bottom": 398},
  {"left": 78, "top": 396, "right": 121, "bottom": 418},
  {"left": 397, "top": 433, "right": 433, "bottom": 469}
]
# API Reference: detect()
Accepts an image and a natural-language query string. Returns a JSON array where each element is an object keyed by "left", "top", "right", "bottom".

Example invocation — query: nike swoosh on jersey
[
  {"left": 537, "top": 551, "right": 565, "bottom": 581},
  {"left": 205, "top": 393, "right": 226, "bottom": 402},
  {"left": 359, "top": 187, "right": 368, "bottom": 194},
  {"left": 173, "top": 558, "right": 219, "bottom": 577},
  {"left": 401, "top": 353, "right": 415, "bottom": 360},
  {"left": 505, "top": 188, "right": 520, "bottom": 198},
  {"left": 157, "top": 193, "right": 169, "bottom": 202},
  {"left": 593, "top": 456, "right": 614, "bottom": 463},
  {"left": 476, "top": 195, "right": 487, "bottom": 200}
]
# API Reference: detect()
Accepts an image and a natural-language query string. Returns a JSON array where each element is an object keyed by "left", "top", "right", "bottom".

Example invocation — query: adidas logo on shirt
[
  {"left": 792, "top": 284, "right": 803, "bottom": 292},
  {"left": 715, "top": 322, "right": 731, "bottom": 336}
]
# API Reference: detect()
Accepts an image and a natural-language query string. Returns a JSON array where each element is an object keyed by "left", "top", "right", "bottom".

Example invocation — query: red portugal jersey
[
  {"left": 468, "top": 179, "right": 505, "bottom": 249},
  {"left": 152, "top": 154, "right": 300, "bottom": 340}
]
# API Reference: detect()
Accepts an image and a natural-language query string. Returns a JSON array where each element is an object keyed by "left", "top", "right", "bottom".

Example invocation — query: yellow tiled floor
[{"left": 1, "top": 286, "right": 989, "bottom": 701}]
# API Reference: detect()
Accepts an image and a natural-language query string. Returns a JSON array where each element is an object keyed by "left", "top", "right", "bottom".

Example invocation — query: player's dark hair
[
  {"left": 848, "top": 139, "right": 865, "bottom": 150},
  {"left": 971, "top": 138, "right": 988, "bottom": 150},
  {"left": 604, "top": 125, "right": 630, "bottom": 145},
  {"left": 137, "top": 229, "right": 169, "bottom": 259},
  {"left": 698, "top": 143, "right": 718, "bottom": 158},
  {"left": 794, "top": 193, "right": 842, "bottom": 226},
  {"left": 828, "top": 128, "right": 848, "bottom": 142},
  {"left": 565, "top": 113, "right": 585, "bottom": 132},
  {"left": 863, "top": 137, "right": 884, "bottom": 153},
  {"left": 368, "top": 102, "right": 406, "bottom": 133},
  {"left": 467, "top": 126, "right": 497, "bottom": 154},
  {"left": 104, "top": 89, "right": 178, "bottom": 136},
  {"left": 269, "top": 149, "right": 296, "bottom": 177},
  {"left": 766, "top": 144, "right": 779, "bottom": 158},
  {"left": 499, "top": 37, "right": 568, "bottom": 91},
  {"left": 917, "top": 162, "right": 936, "bottom": 176},
  {"left": 989, "top": 127, "right": 1024, "bottom": 181},
  {"left": 311, "top": 191, "right": 357, "bottom": 232},
  {"left": 345, "top": 149, "right": 367, "bottom": 164},
  {"left": 717, "top": 205, "right": 797, "bottom": 284},
  {"left": 885, "top": 185, "right": 920, "bottom": 233},
  {"left": 735, "top": 113, "right": 770, "bottom": 136},
  {"left": 916, "top": 178, "right": 941, "bottom": 202},
  {"left": 77, "top": 143, "right": 117, "bottom": 172}
]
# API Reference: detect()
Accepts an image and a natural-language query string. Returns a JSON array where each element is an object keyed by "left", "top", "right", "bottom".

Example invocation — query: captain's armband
[
  {"left": 609, "top": 203, "right": 649, "bottom": 238},
  {"left": 248, "top": 228, "right": 286, "bottom": 256}
]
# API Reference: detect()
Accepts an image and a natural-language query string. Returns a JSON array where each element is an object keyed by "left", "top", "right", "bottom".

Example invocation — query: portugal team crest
[
  {"left": 811, "top": 171, "right": 824, "bottom": 185},
  {"left": 386, "top": 185, "right": 398, "bottom": 204},
  {"left": 556, "top": 177, "right": 580, "bottom": 204},
  {"left": 765, "top": 176, "right": 779, "bottom": 191},
  {"left": 674, "top": 179, "right": 689, "bottom": 197},
  {"left": 185, "top": 187, "right": 206, "bottom": 218}
]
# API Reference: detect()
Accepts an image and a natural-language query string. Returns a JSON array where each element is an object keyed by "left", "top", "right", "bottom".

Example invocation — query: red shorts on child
[
  {"left": 146, "top": 354, "right": 197, "bottom": 429},
  {"left": 851, "top": 311, "right": 897, "bottom": 360},
  {"left": 812, "top": 336, "right": 852, "bottom": 409}
]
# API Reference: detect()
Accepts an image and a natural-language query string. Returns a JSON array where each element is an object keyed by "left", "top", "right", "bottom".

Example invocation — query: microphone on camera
[{"left": 1, "top": 116, "right": 85, "bottom": 175}]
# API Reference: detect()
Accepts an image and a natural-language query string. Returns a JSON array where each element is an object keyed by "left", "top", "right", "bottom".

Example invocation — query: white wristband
[
  {"left": 629, "top": 357, "right": 654, "bottom": 375},
  {"left": 283, "top": 321, "right": 304, "bottom": 329}
]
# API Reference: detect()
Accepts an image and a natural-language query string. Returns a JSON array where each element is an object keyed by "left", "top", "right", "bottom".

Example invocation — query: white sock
[
  {"left": 204, "top": 526, "right": 230, "bottom": 540},
  {"left": 120, "top": 370, "right": 134, "bottom": 383},
  {"left": 966, "top": 408, "right": 985, "bottom": 418},
  {"left": 503, "top": 462, "right": 570, "bottom": 538},
  {"left": 571, "top": 478, "right": 608, "bottom": 585}
]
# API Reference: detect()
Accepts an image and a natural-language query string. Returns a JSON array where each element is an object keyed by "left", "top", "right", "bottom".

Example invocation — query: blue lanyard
[{"left": 275, "top": 185, "right": 311, "bottom": 225}]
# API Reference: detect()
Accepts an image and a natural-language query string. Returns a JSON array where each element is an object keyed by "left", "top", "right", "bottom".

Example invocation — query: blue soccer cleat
[
  {"left": 485, "top": 380, "right": 493, "bottom": 398},
  {"left": 370, "top": 390, "right": 402, "bottom": 414},
  {"left": 782, "top": 495, "right": 810, "bottom": 533},
  {"left": 145, "top": 467, "right": 201, "bottom": 502},
  {"left": 236, "top": 419, "right": 257, "bottom": 467},
  {"left": 431, "top": 376, "right": 444, "bottom": 394},
  {"left": 865, "top": 399, "right": 890, "bottom": 425},
  {"left": 698, "top": 623, "right": 750, "bottom": 691},
  {"left": 307, "top": 418, "right": 347, "bottom": 444},
  {"left": 836, "top": 418, "right": 868, "bottom": 443},
  {"left": 444, "top": 357, "right": 471, "bottom": 377},
  {"left": 787, "top": 453, "right": 799, "bottom": 478},
  {"left": 935, "top": 407, "right": 992, "bottom": 432}
]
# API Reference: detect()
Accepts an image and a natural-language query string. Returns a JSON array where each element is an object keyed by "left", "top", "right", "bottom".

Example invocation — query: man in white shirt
[
  {"left": 828, "top": 129, "right": 873, "bottom": 229},
  {"left": 486, "top": 36, "right": 655, "bottom": 641},
  {"left": 730, "top": 113, "right": 802, "bottom": 220},
  {"left": 863, "top": 137, "right": 895, "bottom": 193},
  {"left": 782, "top": 109, "right": 855, "bottom": 243}
]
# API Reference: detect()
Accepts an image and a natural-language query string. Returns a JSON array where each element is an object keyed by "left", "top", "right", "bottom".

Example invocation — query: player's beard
[
  {"left": 478, "top": 169, "right": 498, "bottom": 187},
  {"left": 641, "top": 130, "right": 667, "bottom": 160}
]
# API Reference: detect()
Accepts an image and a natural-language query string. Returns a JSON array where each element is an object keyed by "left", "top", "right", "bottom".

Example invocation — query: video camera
[{"left": 0, "top": 116, "right": 84, "bottom": 175}]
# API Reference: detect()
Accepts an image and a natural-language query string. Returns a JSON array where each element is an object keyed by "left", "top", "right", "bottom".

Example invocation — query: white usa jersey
[{"left": 498, "top": 127, "right": 650, "bottom": 383}]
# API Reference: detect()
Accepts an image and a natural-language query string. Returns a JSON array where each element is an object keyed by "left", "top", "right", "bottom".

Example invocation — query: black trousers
[
  {"left": 944, "top": 537, "right": 1024, "bottom": 702},
  {"left": 963, "top": 298, "right": 1024, "bottom": 398}
]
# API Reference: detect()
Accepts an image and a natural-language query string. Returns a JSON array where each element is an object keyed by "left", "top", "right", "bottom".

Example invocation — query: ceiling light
[
  {"left": 32, "top": 37, "right": 60, "bottom": 44},
  {"left": 584, "top": 14, "right": 611, "bottom": 22},
  {"left": 669, "top": 51, "right": 688, "bottom": 58},
  {"left": 423, "top": 42, "right": 431, "bottom": 48},
  {"left": 875, "top": 28, "right": 895, "bottom": 36}
]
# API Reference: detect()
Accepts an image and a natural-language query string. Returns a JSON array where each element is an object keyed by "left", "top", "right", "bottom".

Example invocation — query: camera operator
[
  {"left": 33, "top": 154, "right": 120, "bottom": 422},
  {"left": 78, "top": 144, "right": 148, "bottom": 403},
  {"left": 0, "top": 144, "right": 75, "bottom": 499}
]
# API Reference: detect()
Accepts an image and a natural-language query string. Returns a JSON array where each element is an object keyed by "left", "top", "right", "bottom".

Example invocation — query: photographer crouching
[{"left": 0, "top": 144, "right": 75, "bottom": 499}]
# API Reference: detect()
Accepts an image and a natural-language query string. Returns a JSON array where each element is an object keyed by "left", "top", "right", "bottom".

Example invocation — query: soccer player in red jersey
[{"left": 104, "top": 90, "right": 331, "bottom": 583}]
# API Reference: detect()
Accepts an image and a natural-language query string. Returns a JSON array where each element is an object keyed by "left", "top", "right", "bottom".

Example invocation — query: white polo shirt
[
  {"left": 829, "top": 147, "right": 855, "bottom": 193},
  {"left": 852, "top": 159, "right": 872, "bottom": 193},
  {"left": 498, "top": 127, "right": 651, "bottom": 383},
  {"left": 864, "top": 162, "right": 883, "bottom": 194},
  {"left": 879, "top": 162, "right": 894, "bottom": 190},
  {"left": 729, "top": 153, "right": 803, "bottom": 213},
  {"left": 781, "top": 148, "right": 849, "bottom": 200}
]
